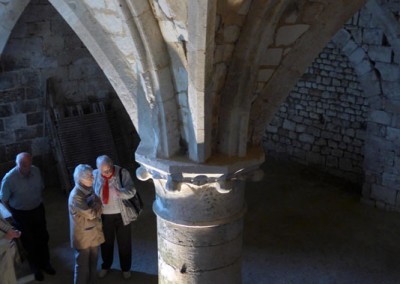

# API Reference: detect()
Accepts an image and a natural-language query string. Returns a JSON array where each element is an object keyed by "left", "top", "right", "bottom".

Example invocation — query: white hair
[
  {"left": 73, "top": 164, "right": 93, "bottom": 184},
  {"left": 96, "top": 155, "right": 114, "bottom": 168}
]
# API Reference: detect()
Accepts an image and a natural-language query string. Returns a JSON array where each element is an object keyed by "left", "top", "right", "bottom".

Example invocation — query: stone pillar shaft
[{"left": 154, "top": 179, "right": 245, "bottom": 283}]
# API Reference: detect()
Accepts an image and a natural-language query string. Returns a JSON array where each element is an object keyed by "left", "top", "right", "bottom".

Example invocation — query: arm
[
  {"left": 118, "top": 168, "right": 136, "bottom": 199},
  {"left": 0, "top": 177, "right": 12, "bottom": 210},
  {"left": 0, "top": 218, "right": 12, "bottom": 234},
  {"left": 0, "top": 218, "right": 21, "bottom": 240},
  {"left": 69, "top": 191, "right": 98, "bottom": 220}
]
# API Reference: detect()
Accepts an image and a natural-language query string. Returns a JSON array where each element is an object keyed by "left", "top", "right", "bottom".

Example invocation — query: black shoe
[
  {"left": 42, "top": 264, "right": 56, "bottom": 275},
  {"left": 34, "top": 271, "right": 44, "bottom": 281}
]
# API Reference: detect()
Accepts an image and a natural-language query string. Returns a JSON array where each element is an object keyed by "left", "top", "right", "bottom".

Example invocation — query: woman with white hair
[{"left": 68, "top": 164, "right": 104, "bottom": 284}]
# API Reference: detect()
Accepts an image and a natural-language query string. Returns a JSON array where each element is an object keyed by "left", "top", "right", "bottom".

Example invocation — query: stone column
[{"left": 136, "top": 148, "right": 264, "bottom": 284}]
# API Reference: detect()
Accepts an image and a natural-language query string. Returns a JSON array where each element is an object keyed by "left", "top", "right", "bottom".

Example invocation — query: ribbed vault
[{"left": 1, "top": 0, "right": 367, "bottom": 162}]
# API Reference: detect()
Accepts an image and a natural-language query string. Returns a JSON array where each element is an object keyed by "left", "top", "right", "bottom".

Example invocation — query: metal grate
[
  {"left": 56, "top": 111, "right": 118, "bottom": 177},
  {"left": 48, "top": 103, "right": 119, "bottom": 193}
]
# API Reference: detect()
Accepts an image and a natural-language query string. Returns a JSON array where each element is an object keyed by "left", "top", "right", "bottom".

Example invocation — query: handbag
[{"left": 119, "top": 168, "right": 143, "bottom": 218}]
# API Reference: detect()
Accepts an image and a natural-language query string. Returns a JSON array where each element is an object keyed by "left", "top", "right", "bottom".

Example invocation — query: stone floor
[{"left": 15, "top": 157, "right": 400, "bottom": 283}]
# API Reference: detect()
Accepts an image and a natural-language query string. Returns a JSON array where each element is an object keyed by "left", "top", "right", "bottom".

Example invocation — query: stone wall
[
  {"left": 264, "top": 43, "right": 368, "bottom": 185},
  {"left": 264, "top": 2, "right": 400, "bottom": 211},
  {"left": 0, "top": 0, "right": 136, "bottom": 184}
]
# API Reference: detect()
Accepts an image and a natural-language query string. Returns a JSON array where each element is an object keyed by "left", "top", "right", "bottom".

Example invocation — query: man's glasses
[{"left": 102, "top": 167, "right": 113, "bottom": 175}]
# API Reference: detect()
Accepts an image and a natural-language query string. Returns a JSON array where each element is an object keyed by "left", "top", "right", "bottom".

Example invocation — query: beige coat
[
  {"left": 68, "top": 185, "right": 104, "bottom": 249},
  {"left": 0, "top": 231, "right": 17, "bottom": 284}
]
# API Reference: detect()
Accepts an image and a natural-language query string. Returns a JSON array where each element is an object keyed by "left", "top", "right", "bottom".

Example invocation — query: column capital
[{"left": 135, "top": 146, "right": 265, "bottom": 193}]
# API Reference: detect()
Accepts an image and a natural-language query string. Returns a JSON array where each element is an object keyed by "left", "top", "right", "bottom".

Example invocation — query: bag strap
[{"left": 119, "top": 168, "right": 123, "bottom": 188}]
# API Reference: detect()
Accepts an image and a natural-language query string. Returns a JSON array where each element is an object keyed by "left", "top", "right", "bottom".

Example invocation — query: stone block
[
  {"left": 292, "top": 115, "right": 303, "bottom": 123},
  {"left": 266, "top": 125, "right": 278, "bottom": 133},
  {"left": 262, "top": 48, "right": 283, "bottom": 66},
  {"left": 68, "top": 58, "right": 99, "bottom": 80},
  {"left": 368, "top": 46, "right": 392, "bottom": 63},
  {"left": 0, "top": 105, "right": 13, "bottom": 117},
  {"left": 341, "top": 40, "right": 358, "bottom": 56},
  {"left": 27, "top": 112, "right": 44, "bottom": 126},
  {"left": 0, "top": 72, "right": 18, "bottom": 90},
  {"left": 332, "top": 29, "right": 351, "bottom": 49},
  {"left": 19, "top": 70, "right": 41, "bottom": 88},
  {"left": 57, "top": 49, "right": 87, "bottom": 66},
  {"left": 0, "top": 131, "right": 15, "bottom": 145},
  {"left": 25, "top": 88, "right": 42, "bottom": 100},
  {"left": 353, "top": 58, "right": 373, "bottom": 76},
  {"left": 350, "top": 47, "right": 365, "bottom": 64},
  {"left": 15, "top": 126, "right": 43, "bottom": 140},
  {"left": 4, "top": 114, "right": 26, "bottom": 130},
  {"left": 321, "top": 131, "right": 333, "bottom": 139},
  {"left": 257, "top": 69, "right": 274, "bottom": 82},
  {"left": 362, "top": 28, "right": 383, "bottom": 45},
  {"left": 358, "top": 9, "right": 372, "bottom": 28},
  {"left": 43, "top": 35, "right": 65, "bottom": 56},
  {"left": 282, "top": 119, "right": 296, "bottom": 131},
  {"left": 307, "top": 126, "right": 320, "bottom": 137},
  {"left": 386, "top": 127, "right": 400, "bottom": 142},
  {"left": 328, "top": 140, "right": 338, "bottom": 148},
  {"left": 375, "top": 62, "right": 400, "bottom": 82},
  {"left": 393, "top": 114, "right": 400, "bottom": 128},
  {"left": 32, "top": 55, "right": 57, "bottom": 69},
  {"left": 275, "top": 24, "right": 309, "bottom": 46},
  {"left": 0, "top": 143, "right": 5, "bottom": 160},
  {"left": 370, "top": 110, "right": 392, "bottom": 126},
  {"left": 381, "top": 81, "right": 400, "bottom": 100},
  {"left": 14, "top": 100, "right": 40, "bottom": 114},
  {"left": 331, "top": 149, "right": 343, "bottom": 157},
  {"left": 299, "top": 133, "right": 314, "bottom": 143},
  {"left": 28, "top": 20, "right": 51, "bottom": 37}
]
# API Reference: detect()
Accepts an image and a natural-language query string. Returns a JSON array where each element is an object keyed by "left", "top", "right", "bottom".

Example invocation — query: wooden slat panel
[{"left": 55, "top": 112, "right": 119, "bottom": 188}]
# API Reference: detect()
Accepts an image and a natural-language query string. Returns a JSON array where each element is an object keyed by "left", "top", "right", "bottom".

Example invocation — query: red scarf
[{"left": 101, "top": 167, "right": 115, "bottom": 205}]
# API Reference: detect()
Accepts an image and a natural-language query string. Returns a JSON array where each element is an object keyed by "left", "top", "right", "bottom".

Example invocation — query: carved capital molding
[{"left": 135, "top": 146, "right": 265, "bottom": 194}]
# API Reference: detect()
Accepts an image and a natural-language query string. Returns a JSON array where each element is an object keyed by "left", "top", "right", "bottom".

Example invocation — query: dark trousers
[
  {"left": 10, "top": 203, "right": 50, "bottom": 272},
  {"left": 101, "top": 213, "right": 132, "bottom": 272},
  {"left": 74, "top": 246, "right": 98, "bottom": 284}
]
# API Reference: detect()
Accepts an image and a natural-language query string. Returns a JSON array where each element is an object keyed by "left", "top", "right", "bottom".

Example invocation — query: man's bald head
[{"left": 16, "top": 152, "right": 32, "bottom": 176}]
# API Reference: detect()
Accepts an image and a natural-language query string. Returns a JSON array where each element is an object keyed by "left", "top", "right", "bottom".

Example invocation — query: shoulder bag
[{"left": 119, "top": 168, "right": 143, "bottom": 219}]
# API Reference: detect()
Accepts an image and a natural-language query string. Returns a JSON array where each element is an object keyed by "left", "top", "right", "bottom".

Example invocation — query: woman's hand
[{"left": 5, "top": 229, "right": 21, "bottom": 240}]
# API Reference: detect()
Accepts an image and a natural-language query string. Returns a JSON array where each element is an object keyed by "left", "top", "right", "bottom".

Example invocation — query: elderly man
[
  {"left": 0, "top": 152, "right": 55, "bottom": 281},
  {"left": 93, "top": 155, "right": 136, "bottom": 280}
]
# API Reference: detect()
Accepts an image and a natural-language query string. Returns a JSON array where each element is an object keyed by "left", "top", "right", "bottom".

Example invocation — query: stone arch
[
  {"left": 0, "top": 0, "right": 30, "bottom": 54},
  {"left": 331, "top": 30, "right": 378, "bottom": 101},
  {"left": 45, "top": 0, "right": 180, "bottom": 159},
  {"left": 246, "top": 1, "right": 367, "bottom": 148}
]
